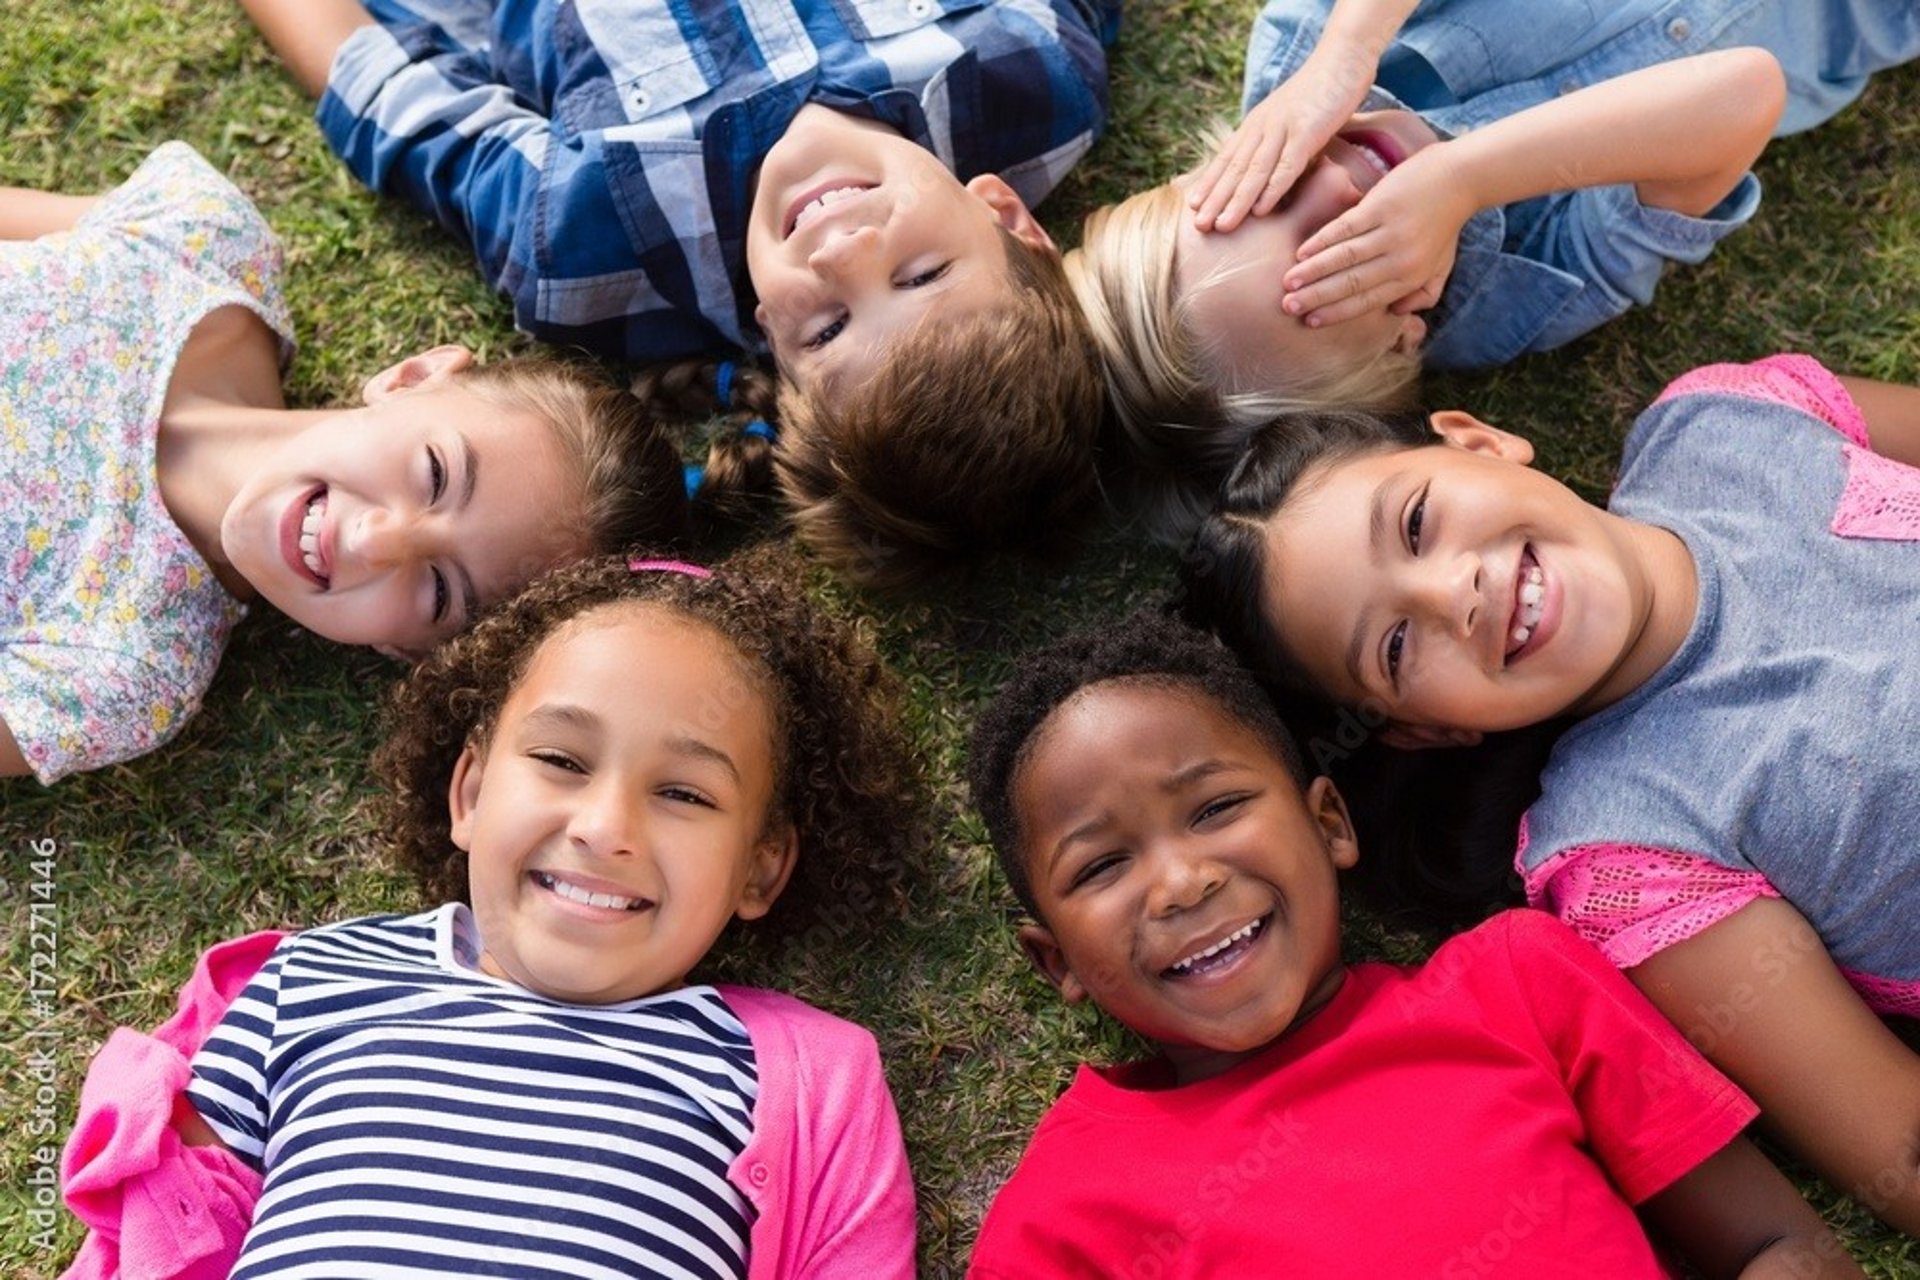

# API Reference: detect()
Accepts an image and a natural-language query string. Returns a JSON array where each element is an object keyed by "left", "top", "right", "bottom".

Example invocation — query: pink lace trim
[
  {"left": 1833, "top": 443, "right": 1920, "bottom": 541},
  {"left": 1517, "top": 822, "right": 1780, "bottom": 970},
  {"left": 1654, "top": 354, "right": 1869, "bottom": 446},
  {"left": 1840, "top": 969, "right": 1920, "bottom": 1020}
]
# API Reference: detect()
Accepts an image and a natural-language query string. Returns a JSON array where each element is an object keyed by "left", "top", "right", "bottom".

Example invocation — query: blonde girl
[
  {"left": 1073, "top": 0, "right": 1917, "bottom": 539},
  {"left": 0, "top": 144, "right": 687, "bottom": 783}
]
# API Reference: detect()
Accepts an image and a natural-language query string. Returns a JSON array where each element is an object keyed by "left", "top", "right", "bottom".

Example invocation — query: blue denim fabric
[
  {"left": 1243, "top": 0, "right": 1919, "bottom": 368},
  {"left": 318, "top": 0, "right": 1119, "bottom": 362}
]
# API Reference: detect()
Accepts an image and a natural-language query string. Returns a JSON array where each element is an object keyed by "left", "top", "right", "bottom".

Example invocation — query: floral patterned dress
[{"left": 0, "top": 143, "right": 293, "bottom": 783}]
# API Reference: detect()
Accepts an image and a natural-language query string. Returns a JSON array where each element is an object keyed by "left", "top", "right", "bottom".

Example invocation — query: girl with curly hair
[{"left": 58, "top": 546, "right": 924, "bottom": 1279}]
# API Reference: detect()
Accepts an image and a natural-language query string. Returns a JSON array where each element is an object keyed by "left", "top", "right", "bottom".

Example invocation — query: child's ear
[
  {"left": 965, "top": 174, "right": 1058, "bottom": 256},
  {"left": 446, "top": 741, "right": 486, "bottom": 852},
  {"left": 1304, "top": 776, "right": 1361, "bottom": 872},
  {"left": 734, "top": 826, "right": 800, "bottom": 922},
  {"left": 364, "top": 344, "right": 475, "bottom": 403},
  {"left": 1379, "top": 723, "right": 1484, "bottom": 751},
  {"left": 1428, "top": 409, "right": 1535, "bottom": 466},
  {"left": 1017, "top": 923, "right": 1088, "bottom": 1004}
]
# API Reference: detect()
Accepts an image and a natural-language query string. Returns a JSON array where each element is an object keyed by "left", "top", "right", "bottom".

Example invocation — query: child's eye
[
  {"left": 1386, "top": 619, "right": 1408, "bottom": 683},
  {"left": 430, "top": 567, "right": 450, "bottom": 624},
  {"left": 1406, "top": 487, "right": 1428, "bottom": 554},
  {"left": 898, "top": 262, "right": 951, "bottom": 289},
  {"left": 428, "top": 447, "right": 446, "bottom": 503},
  {"left": 1196, "top": 795, "right": 1248, "bottom": 824},
  {"left": 529, "top": 750, "right": 585, "bottom": 774},
  {"left": 659, "top": 785, "right": 715, "bottom": 809},
  {"left": 804, "top": 313, "right": 847, "bottom": 350},
  {"left": 1069, "top": 853, "right": 1124, "bottom": 890}
]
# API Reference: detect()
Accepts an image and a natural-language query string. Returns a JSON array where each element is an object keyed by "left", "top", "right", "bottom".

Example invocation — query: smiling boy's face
[
  {"left": 745, "top": 104, "right": 1056, "bottom": 394},
  {"left": 1012, "top": 680, "right": 1358, "bottom": 1084}
]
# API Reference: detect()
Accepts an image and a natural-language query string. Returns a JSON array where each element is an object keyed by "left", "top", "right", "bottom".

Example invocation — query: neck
[
  {"left": 1161, "top": 962, "right": 1349, "bottom": 1086},
  {"left": 1572, "top": 515, "right": 1698, "bottom": 716}
]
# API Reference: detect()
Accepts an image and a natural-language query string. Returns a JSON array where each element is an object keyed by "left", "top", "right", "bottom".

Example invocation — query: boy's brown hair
[{"left": 772, "top": 230, "right": 1106, "bottom": 590}]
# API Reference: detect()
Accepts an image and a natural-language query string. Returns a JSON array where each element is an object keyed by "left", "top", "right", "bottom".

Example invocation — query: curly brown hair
[{"left": 373, "top": 544, "right": 923, "bottom": 941}]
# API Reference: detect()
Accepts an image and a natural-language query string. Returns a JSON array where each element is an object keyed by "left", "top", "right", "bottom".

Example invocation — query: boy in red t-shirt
[{"left": 963, "top": 611, "right": 1860, "bottom": 1279}]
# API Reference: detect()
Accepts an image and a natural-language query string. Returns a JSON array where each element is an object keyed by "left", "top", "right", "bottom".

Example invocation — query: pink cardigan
[{"left": 60, "top": 931, "right": 916, "bottom": 1279}]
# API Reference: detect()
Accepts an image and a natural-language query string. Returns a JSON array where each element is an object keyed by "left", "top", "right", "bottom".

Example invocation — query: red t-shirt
[{"left": 968, "top": 910, "right": 1756, "bottom": 1279}]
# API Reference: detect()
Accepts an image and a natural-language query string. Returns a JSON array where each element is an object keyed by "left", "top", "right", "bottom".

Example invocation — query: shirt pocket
[
  {"left": 828, "top": 0, "right": 986, "bottom": 42},
  {"left": 573, "top": 0, "right": 720, "bottom": 121}
]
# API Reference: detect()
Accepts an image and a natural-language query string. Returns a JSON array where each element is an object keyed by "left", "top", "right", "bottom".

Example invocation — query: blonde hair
[
  {"left": 773, "top": 229, "right": 1105, "bottom": 590},
  {"left": 1066, "top": 180, "right": 1422, "bottom": 542},
  {"left": 457, "top": 358, "right": 689, "bottom": 553}
]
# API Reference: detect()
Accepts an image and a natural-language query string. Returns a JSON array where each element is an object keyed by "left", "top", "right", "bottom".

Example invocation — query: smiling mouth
[
  {"left": 533, "top": 871, "right": 652, "bottom": 913},
  {"left": 1164, "top": 915, "right": 1270, "bottom": 978},
  {"left": 298, "top": 487, "right": 330, "bottom": 586},
  {"left": 1506, "top": 545, "right": 1545, "bottom": 660},
  {"left": 785, "top": 182, "right": 875, "bottom": 240}
]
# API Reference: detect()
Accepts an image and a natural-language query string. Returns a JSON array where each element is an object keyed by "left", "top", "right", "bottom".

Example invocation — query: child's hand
[
  {"left": 1187, "top": 41, "right": 1378, "bottom": 234},
  {"left": 1282, "top": 147, "right": 1474, "bottom": 326}
]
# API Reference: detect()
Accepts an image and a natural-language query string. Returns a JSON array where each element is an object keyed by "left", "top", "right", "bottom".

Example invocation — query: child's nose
[
  {"left": 567, "top": 780, "right": 644, "bottom": 859},
  {"left": 806, "top": 224, "right": 882, "bottom": 280},
  {"left": 1147, "top": 850, "right": 1225, "bottom": 917},
  {"left": 1414, "top": 556, "right": 1486, "bottom": 639},
  {"left": 354, "top": 507, "right": 441, "bottom": 572}
]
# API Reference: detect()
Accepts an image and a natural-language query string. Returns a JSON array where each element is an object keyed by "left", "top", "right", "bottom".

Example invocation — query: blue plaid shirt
[{"left": 319, "top": 0, "right": 1120, "bottom": 362}]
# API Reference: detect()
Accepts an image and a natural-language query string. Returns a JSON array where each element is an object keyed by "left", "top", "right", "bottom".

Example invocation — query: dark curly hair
[
  {"left": 373, "top": 544, "right": 922, "bottom": 942},
  {"left": 966, "top": 609, "right": 1306, "bottom": 920}
]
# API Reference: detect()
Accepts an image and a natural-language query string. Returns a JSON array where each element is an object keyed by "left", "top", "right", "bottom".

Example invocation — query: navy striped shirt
[
  {"left": 187, "top": 906, "right": 759, "bottom": 1279},
  {"left": 317, "top": 0, "right": 1121, "bottom": 361}
]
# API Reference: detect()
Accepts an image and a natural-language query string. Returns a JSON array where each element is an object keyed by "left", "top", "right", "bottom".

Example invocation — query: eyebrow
[
  {"left": 1344, "top": 473, "right": 1400, "bottom": 688},
  {"left": 459, "top": 433, "right": 479, "bottom": 509},
  {"left": 1048, "top": 812, "right": 1111, "bottom": 874},
  {"left": 808, "top": 265, "right": 970, "bottom": 388},
  {"left": 665, "top": 733, "right": 740, "bottom": 783}
]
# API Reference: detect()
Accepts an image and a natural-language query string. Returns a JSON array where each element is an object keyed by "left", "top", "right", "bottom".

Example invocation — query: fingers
[
  {"left": 1190, "top": 128, "right": 1281, "bottom": 232},
  {"left": 1282, "top": 233, "right": 1417, "bottom": 326}
]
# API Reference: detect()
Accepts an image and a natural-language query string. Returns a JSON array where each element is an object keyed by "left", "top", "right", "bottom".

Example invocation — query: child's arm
[
  {"left": 1188, "top": 0, "right": 1420, "bottom": 232},
  {"left": 1641, "top": 1138, "right": 1864, "bottom": 1278},
  {"left": 0, "top": 189, "right": 99, "bottom": 239},
  {"left": 236, "top": 0, "right": 372, "bottom": 98},
  {"left": 1836, "top": 375, "right": 1920, "bottom": 469},
  {"left": 1630, "top": 897, "right": 1920, "bottom": 1237},
  {"left": 0, "top": 718, "right": 28, "bottom": 777},
  {"left": 1283, "top": 47, "right": 1786, "bottom": 326}
]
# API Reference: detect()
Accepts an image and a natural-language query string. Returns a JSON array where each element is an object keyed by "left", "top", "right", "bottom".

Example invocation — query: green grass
[{"left": 2, "top": 4, "right": 1916, "bottom": 1275}]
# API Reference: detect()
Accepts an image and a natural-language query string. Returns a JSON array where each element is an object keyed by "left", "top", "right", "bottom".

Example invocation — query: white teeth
[
  {"left": 1508, "top": 563, "right": 1544, "bottom": 654},
  {"left": 300, "top": 492, "right": 327, "bottom": 581},
  {"left": 540, "top": 872, "right": 644, "bottom": 912},
  {"left": 1350, "top": 142, "right": 1390, "bottom": 176},
  {"left": 1169, "top": 919, "right": 1263, "bottom": 974},
  {"left": 793, "top": 186, "right": 867, "bottom": 235}
]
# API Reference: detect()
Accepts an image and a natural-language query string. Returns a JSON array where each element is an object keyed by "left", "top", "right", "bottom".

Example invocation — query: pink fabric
[
  {"left": 719, "top": 985, "right": 918, "bottom": 1280},
  {"left": 1652, "top": 353, "right": 1920, "bottom": 541},
  {"left": 1517, "top": 818, "right": 1780, "bottom": 970},
  {"left": 1653, "top": 354, "right": 1870, "bottom": 446},
  {"left": 1839, "top": 969, "right": 1920, "bottom": 1020},
  {"left": 59, "top": 932, "right": 282, "bottom": 1280},
  {"left": 1833, "top": 443, "right": 1920, "bottom": 540},
  {"left": 60, "top": 937, "right": 916, "bottom": 1279}
]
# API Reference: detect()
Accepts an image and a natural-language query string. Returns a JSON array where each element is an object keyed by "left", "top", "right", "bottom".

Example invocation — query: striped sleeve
[{"left": 186, "top": 939, "right": 292, "bottom": 1167}]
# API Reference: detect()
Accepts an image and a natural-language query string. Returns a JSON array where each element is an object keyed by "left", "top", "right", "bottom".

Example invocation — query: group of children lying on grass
[{"left": 6, "top": 0, "right": 1917, "bottom": 1273}]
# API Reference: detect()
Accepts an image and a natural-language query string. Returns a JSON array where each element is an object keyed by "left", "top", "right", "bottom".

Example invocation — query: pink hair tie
[{"left": 627, "top": 557, "right": 713, "bottom": 579}]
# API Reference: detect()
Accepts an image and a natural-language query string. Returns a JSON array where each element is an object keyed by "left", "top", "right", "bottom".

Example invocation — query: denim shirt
[
  {"left": 1243, "top": 0, "right": 1919, "bottom": 369},
  {"left": 319, "top": 0, "right": 1120, "bottom": 362}
]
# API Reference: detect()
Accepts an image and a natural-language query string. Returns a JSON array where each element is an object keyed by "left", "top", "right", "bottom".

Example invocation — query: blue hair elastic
[
  {"left": 743, "top": 418, "right": 776, "bottom": 442},
  {"left": 715, "top": 360, "right": 737, "bottom": 410},
  {"left": 683, "top": 462, "right": 706, "bottom": 496}
]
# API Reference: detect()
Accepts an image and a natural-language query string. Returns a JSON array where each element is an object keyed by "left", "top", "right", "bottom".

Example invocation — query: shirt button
[
  {"left": 631, "top": 86, "right": 651, "bottom": 110},
  {"left": 1666, "top": 17, "right": 1691, "bottom": 41},
  {"left": 748, "top": 1163, "right": 771, "bottom": 1187},
  {"left": 907, "top": 0, "right": 935, "bottom": 17}
]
